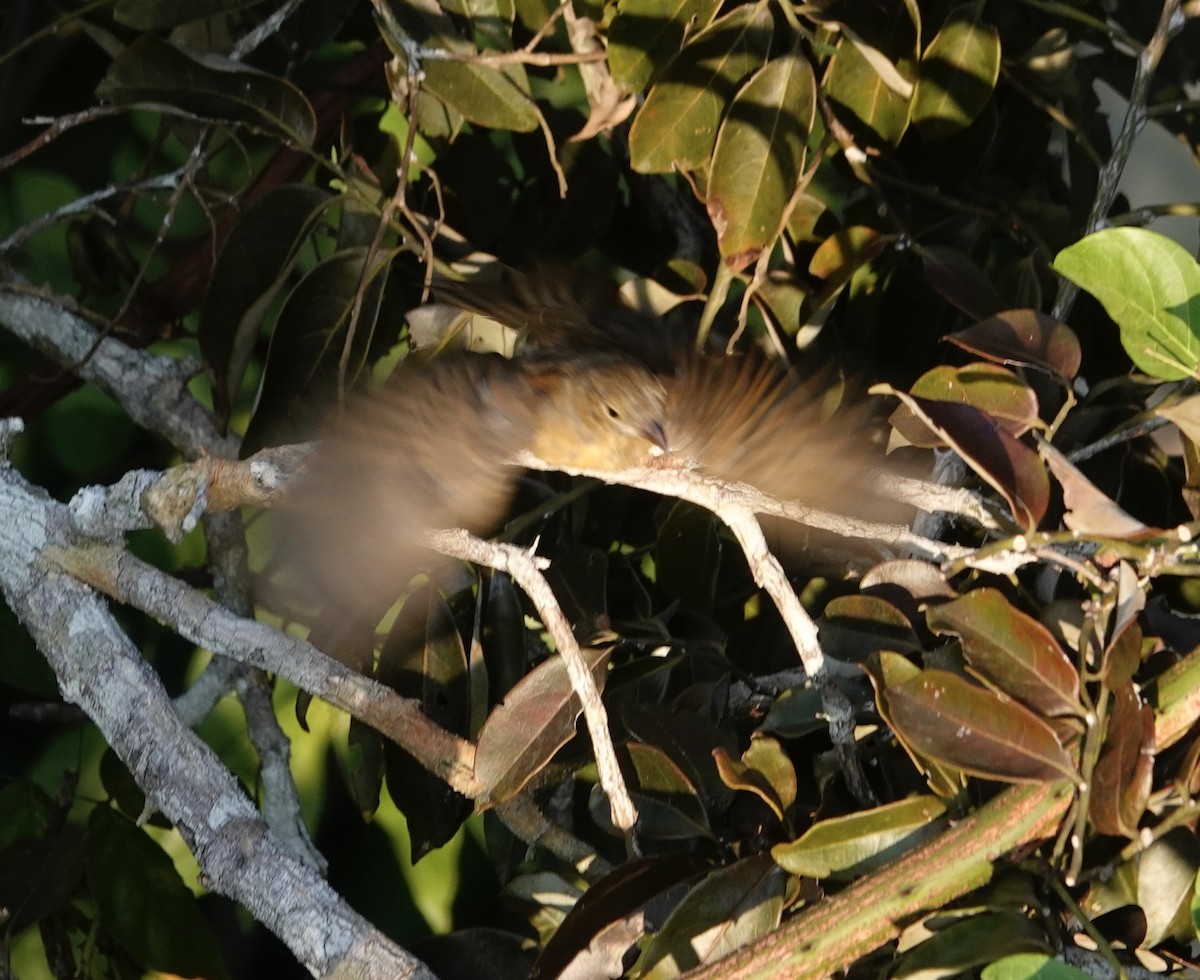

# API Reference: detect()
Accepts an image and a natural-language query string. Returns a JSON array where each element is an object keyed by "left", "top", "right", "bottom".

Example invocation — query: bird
[{"left": 276, "top": 268, "right": 887, "bottom": 648}]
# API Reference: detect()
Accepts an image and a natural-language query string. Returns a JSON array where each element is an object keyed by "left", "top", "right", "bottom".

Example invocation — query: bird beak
[{"left": 644, "top": 419, "right": 670, "bottom": 455}]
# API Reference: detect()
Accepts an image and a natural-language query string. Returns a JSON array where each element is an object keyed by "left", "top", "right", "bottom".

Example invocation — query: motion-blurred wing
[
  {"left": 664, "top": 354, "right": 887, "bottom": 512},
  {"left": 277, "top": 353, "right": 539, "bottom": 642}
]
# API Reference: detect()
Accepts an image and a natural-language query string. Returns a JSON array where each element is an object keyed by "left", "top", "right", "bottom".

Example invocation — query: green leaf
[
  {"left": 894, "top": 912, "right": 1050, "bottom": 978},
  {"left": 636, "top": 854, "right": 786, "bottom": 978},
  {"left": 707, "top": 51, "right": 816, "bottom": 270},
  {"left": 96, "top": 36, "right": 316, "bottom": 146},
  {"left": 199, "top": 184, "right": 334, "bottom": 430},
  {"left": 906, "top": 363, "right": 1040, "bottom": 438},
  {"left": 590, "top": 743, "right": 712, "bottom": 840},
  {"left": 629, "top": 4, "right": 773, "bottom": 173},
  {"left": 1053, "top": 227, "right": 1200, "bottom": 380},
  {"left": 926, "top": 589, "right": 1082, "bottom": 719},
  {"left": 423, "top": 60, "right": 538, "bottom": 132},
  {"left": 87, "top": 808, "right": 232, "bottom": 980},
  {"left": 608, "top": 0, "right": 721, "bottom": 92},
  {"left": 821, "top": 2, "right": 919, "bottom": 148},
  {"left": 912, "top": 8, "right": 1001, "bottom": 138},
  {"left": 881, "top": 669, "right": 1077, "bottom": 784},
  {"left": 474, "top": 648, "right": 611, "bottom": 806},
  {"left": 981, "top": 954, "right": 1090, "bottom": 980},
  {"left": 772, "top": 796, "right": 946, "bottom": 879}
]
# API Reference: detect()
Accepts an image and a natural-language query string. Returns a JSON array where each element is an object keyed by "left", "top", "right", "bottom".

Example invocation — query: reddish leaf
[
  {"left": 531, "top": 853, "right": 709, "bottom": 980},
  {"left": 634, "top": 855, "right": 786, "bottom": 977},
  {"left": 915, "top": 244, "right": 1002, "bottom": 320},
  {"left": 926, "top": 589, "right": 1082, "bottom": 718},
  {"left": 879, "top": 387, "right": 1050, "bottom": 528},
  {"left": 882, "top": 669, "right": 1077, "bottom": 783},
  {"left": 947, "top": 309, "right": 1082, "bottom": 381},
  {"left": 1089, "top": 683, "right": 1154, "bottom": 838},
  {"left": 474, "top": 648, "right": 611, "bottom": 806},
  {"left": 1039, "top": 441, "right": 1153, "bottom": 538}
]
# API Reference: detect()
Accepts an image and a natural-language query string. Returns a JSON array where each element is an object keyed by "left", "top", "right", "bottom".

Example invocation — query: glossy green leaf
[
  {"left": 608, "top": 0, "right": 721, "bottom": 92},
  {"left": 820, "top": 593, "right": 923, "bottom": 662},
  {"left": 926, "top": 589, "right": 1082, "bottom": 718},
  {"left": 87, "top": 808, "right": 232, "bottom": 980},
  {"left": 981, "top": 954, "right": 1089, "bottom": 980},
  {"left": 772, "top": 796, "right": 946, "bottom": 879},
  {"left": 822, "top": 4, "right": 919, "bottom": 147},
  {"left": 474, "top": 648, "right": 611, "bottom": 806},
  {"left": 708, "top": 51, "right": 816, "bottom": 269},
  {"left": 913, "top": 9, "right": 1001, "bottom": 138},
  {"left": 1053, "top": 228, "right": 1200, "bottom": 380},
  {"left": 908, "top": 363, "right": 1040, "bottom": 437},
  {"left": 743, "top": 736, "right": 797, "bottom": 814},
  {"left": 96, "top": 36, "right": 316, "bottom": 146},
  {"left": 893, "top": 911, "right": 1050, "bottom": 978},
  {"left": 621, "top": 704, "right": 737, "bottom": 810},
  {"left": 760, "top": 686, "right": 826, "bottom": 739},
  {"left": 636, "top": 854, "right": 786, "bottom": 978},
  {"left": 882, "top": 668, "right": 1077, "bottom": 783},
  {"left": 946, "top": 310, "right": 1082, "bottom": 381},
  {"left": 423, "top": 60, "right": 538, "bottom": 132},
  {"left": 199, "top": 184, "right": 333, "bottom": 429},
  {"left": 629, "top": 4, "right": 773, "bottom": 173},
  {"left": 713, "top": 745, "right": 787, "bottom": 823}
]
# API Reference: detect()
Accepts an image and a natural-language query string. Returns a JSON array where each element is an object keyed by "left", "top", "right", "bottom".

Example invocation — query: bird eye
[{"left": 604, "top": 403, "right": 621, "bottom": 420}]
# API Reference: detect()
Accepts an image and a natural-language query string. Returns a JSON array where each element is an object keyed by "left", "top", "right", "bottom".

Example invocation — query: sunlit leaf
[
  {"left": 881, "top": 669, "right": 1077, "bottom": 783},
  {"left": 608, "top": 0, "right": 721, "bottom": 92},
  {"left": 708, "top": 52, "right": 815, "bottom": 269},
  {"left": 772, "top": 796, "right": 946, "bottom": 879},
  {"left": 912, "top": 8, "right": 1001, "bottom": 138},
  {"left": 926, "top": 589, "right": 1082, "bottom": 718},
  {"left": 636, "top": 855, "right": 786, "bottom": 978},
  {"left": 629, "top": 4, "right": 773, "bottom": 173},
  {"left": 892, "top": 911, "right": 1050, "bottom": 978},
  {"left": 1053, "top": 228, "right": 1200, "bottom": 381},
  {"left": 981, "top": 953, "right": 1090, "bottom": 980},
  {"left": 898, "top": 363, "right": 1040, "bottom": 442},
  {"left": 474, "top": 648, "right": 611, "bottom": 806},
  {"left": 821, "top": 2, "right": 919, "bottom": 147},
  {"left": 1039, "top": 441, "right": 1152, "bottom": 538}
]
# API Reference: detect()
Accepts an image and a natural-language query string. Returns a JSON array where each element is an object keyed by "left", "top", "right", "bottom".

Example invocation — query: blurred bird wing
[
  {"left": 664, "top": 354, "right": 883, "bottom": 511},
  {"left": 277, "top": 354, "right": 539, "bottom": 636}
]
